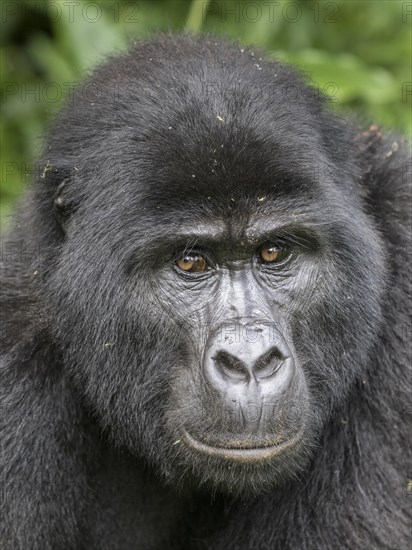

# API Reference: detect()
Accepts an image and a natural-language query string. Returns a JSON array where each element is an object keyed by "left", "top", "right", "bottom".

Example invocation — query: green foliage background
[{"left": 1, "top": 0, "right": 411, "bottom": 227}]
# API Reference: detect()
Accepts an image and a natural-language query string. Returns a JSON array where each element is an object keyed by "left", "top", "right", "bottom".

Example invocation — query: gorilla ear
[
  {"left": 43, "top": 163, "right": 79, "bottom": 235},
  {"left": 53, "top": 180, "right": 71, "bottom": 234}
]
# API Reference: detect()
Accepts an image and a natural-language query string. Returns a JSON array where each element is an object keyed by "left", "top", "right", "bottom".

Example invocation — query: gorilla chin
[{"left": 169, "top": 423, "right": 313, "bottom": 497}]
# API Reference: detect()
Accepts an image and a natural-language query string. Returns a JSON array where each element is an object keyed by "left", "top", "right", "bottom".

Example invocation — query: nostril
[
  {"left": 213, "top": 351, "right": 248, "bottom": 381},
  {"left": 253, "top": 347, "right": 284, "bottom": 380}
]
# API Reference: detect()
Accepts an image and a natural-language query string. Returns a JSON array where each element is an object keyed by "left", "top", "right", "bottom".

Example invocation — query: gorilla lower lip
[{"left": 181, "top": 429, "right": 303, "bottom": 461}]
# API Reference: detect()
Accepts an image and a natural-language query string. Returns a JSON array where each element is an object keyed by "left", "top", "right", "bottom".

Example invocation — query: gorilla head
[{"left": 32, "top": 34, "right": 386, "bottom": 496}]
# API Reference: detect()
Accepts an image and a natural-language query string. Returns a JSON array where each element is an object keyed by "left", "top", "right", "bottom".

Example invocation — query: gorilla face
[{"left": 40, "top": 36, "right": 386, "bottom": 496}]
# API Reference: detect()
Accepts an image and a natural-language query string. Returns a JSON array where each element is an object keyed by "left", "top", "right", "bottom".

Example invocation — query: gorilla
[{"left": 0, "top": 33, "right": 410, "bottom": 550}]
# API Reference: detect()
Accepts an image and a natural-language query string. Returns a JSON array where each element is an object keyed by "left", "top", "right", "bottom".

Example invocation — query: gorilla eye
[
  {"left": 258, "top": 242, "right": 290, "bottom": 264},
  {"left": 176, "top": 253, "right": 209, "bottom": 273}
]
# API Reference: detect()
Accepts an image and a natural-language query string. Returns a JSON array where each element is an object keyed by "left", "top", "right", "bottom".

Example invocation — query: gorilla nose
[
  {"left": 203, "top": 321, "right": 295, "bottom": 405},
  {"left": 212, "top": 347, "right": 284, "bottom": 383}
]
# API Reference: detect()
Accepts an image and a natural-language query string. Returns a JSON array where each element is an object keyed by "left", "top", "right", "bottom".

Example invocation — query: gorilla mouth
[{"left": 181, "top": 428, "right": 303, "bottom": 462}]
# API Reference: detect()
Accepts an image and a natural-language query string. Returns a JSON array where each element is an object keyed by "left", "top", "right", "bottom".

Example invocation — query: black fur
[{"left": 1, "top": 33, "right": 410, "bottom": 549}]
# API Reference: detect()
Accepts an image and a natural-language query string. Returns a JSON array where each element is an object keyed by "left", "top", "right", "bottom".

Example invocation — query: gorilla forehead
[
  {"left": 122, "top": 119, "right": 335, "bottom": 236},
  {"left": 134, "top": 119, "right": 328, "bottom": 209},
  {"left": 57, "top": 34, "right": 352, "bottom": 247},
  {"left": 95, "top": 113, "right": 343, "bottom": 249},
  {"left": 123, "top": 73, "right": 332, "bottom": 211},
  {"left": 117, "top": 103, "right": 333, "bottom": 225},
  {"left": 68, "top": 36, "right": 338, "bottom": 207}
]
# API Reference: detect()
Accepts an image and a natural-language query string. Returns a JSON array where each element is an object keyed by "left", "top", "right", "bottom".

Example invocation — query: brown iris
[
  {"left": 259, "top": 242, "right": 289, "bottom": 264},
  {"left": 176, "top": 253, "right": 208, "bottom": 273}
]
